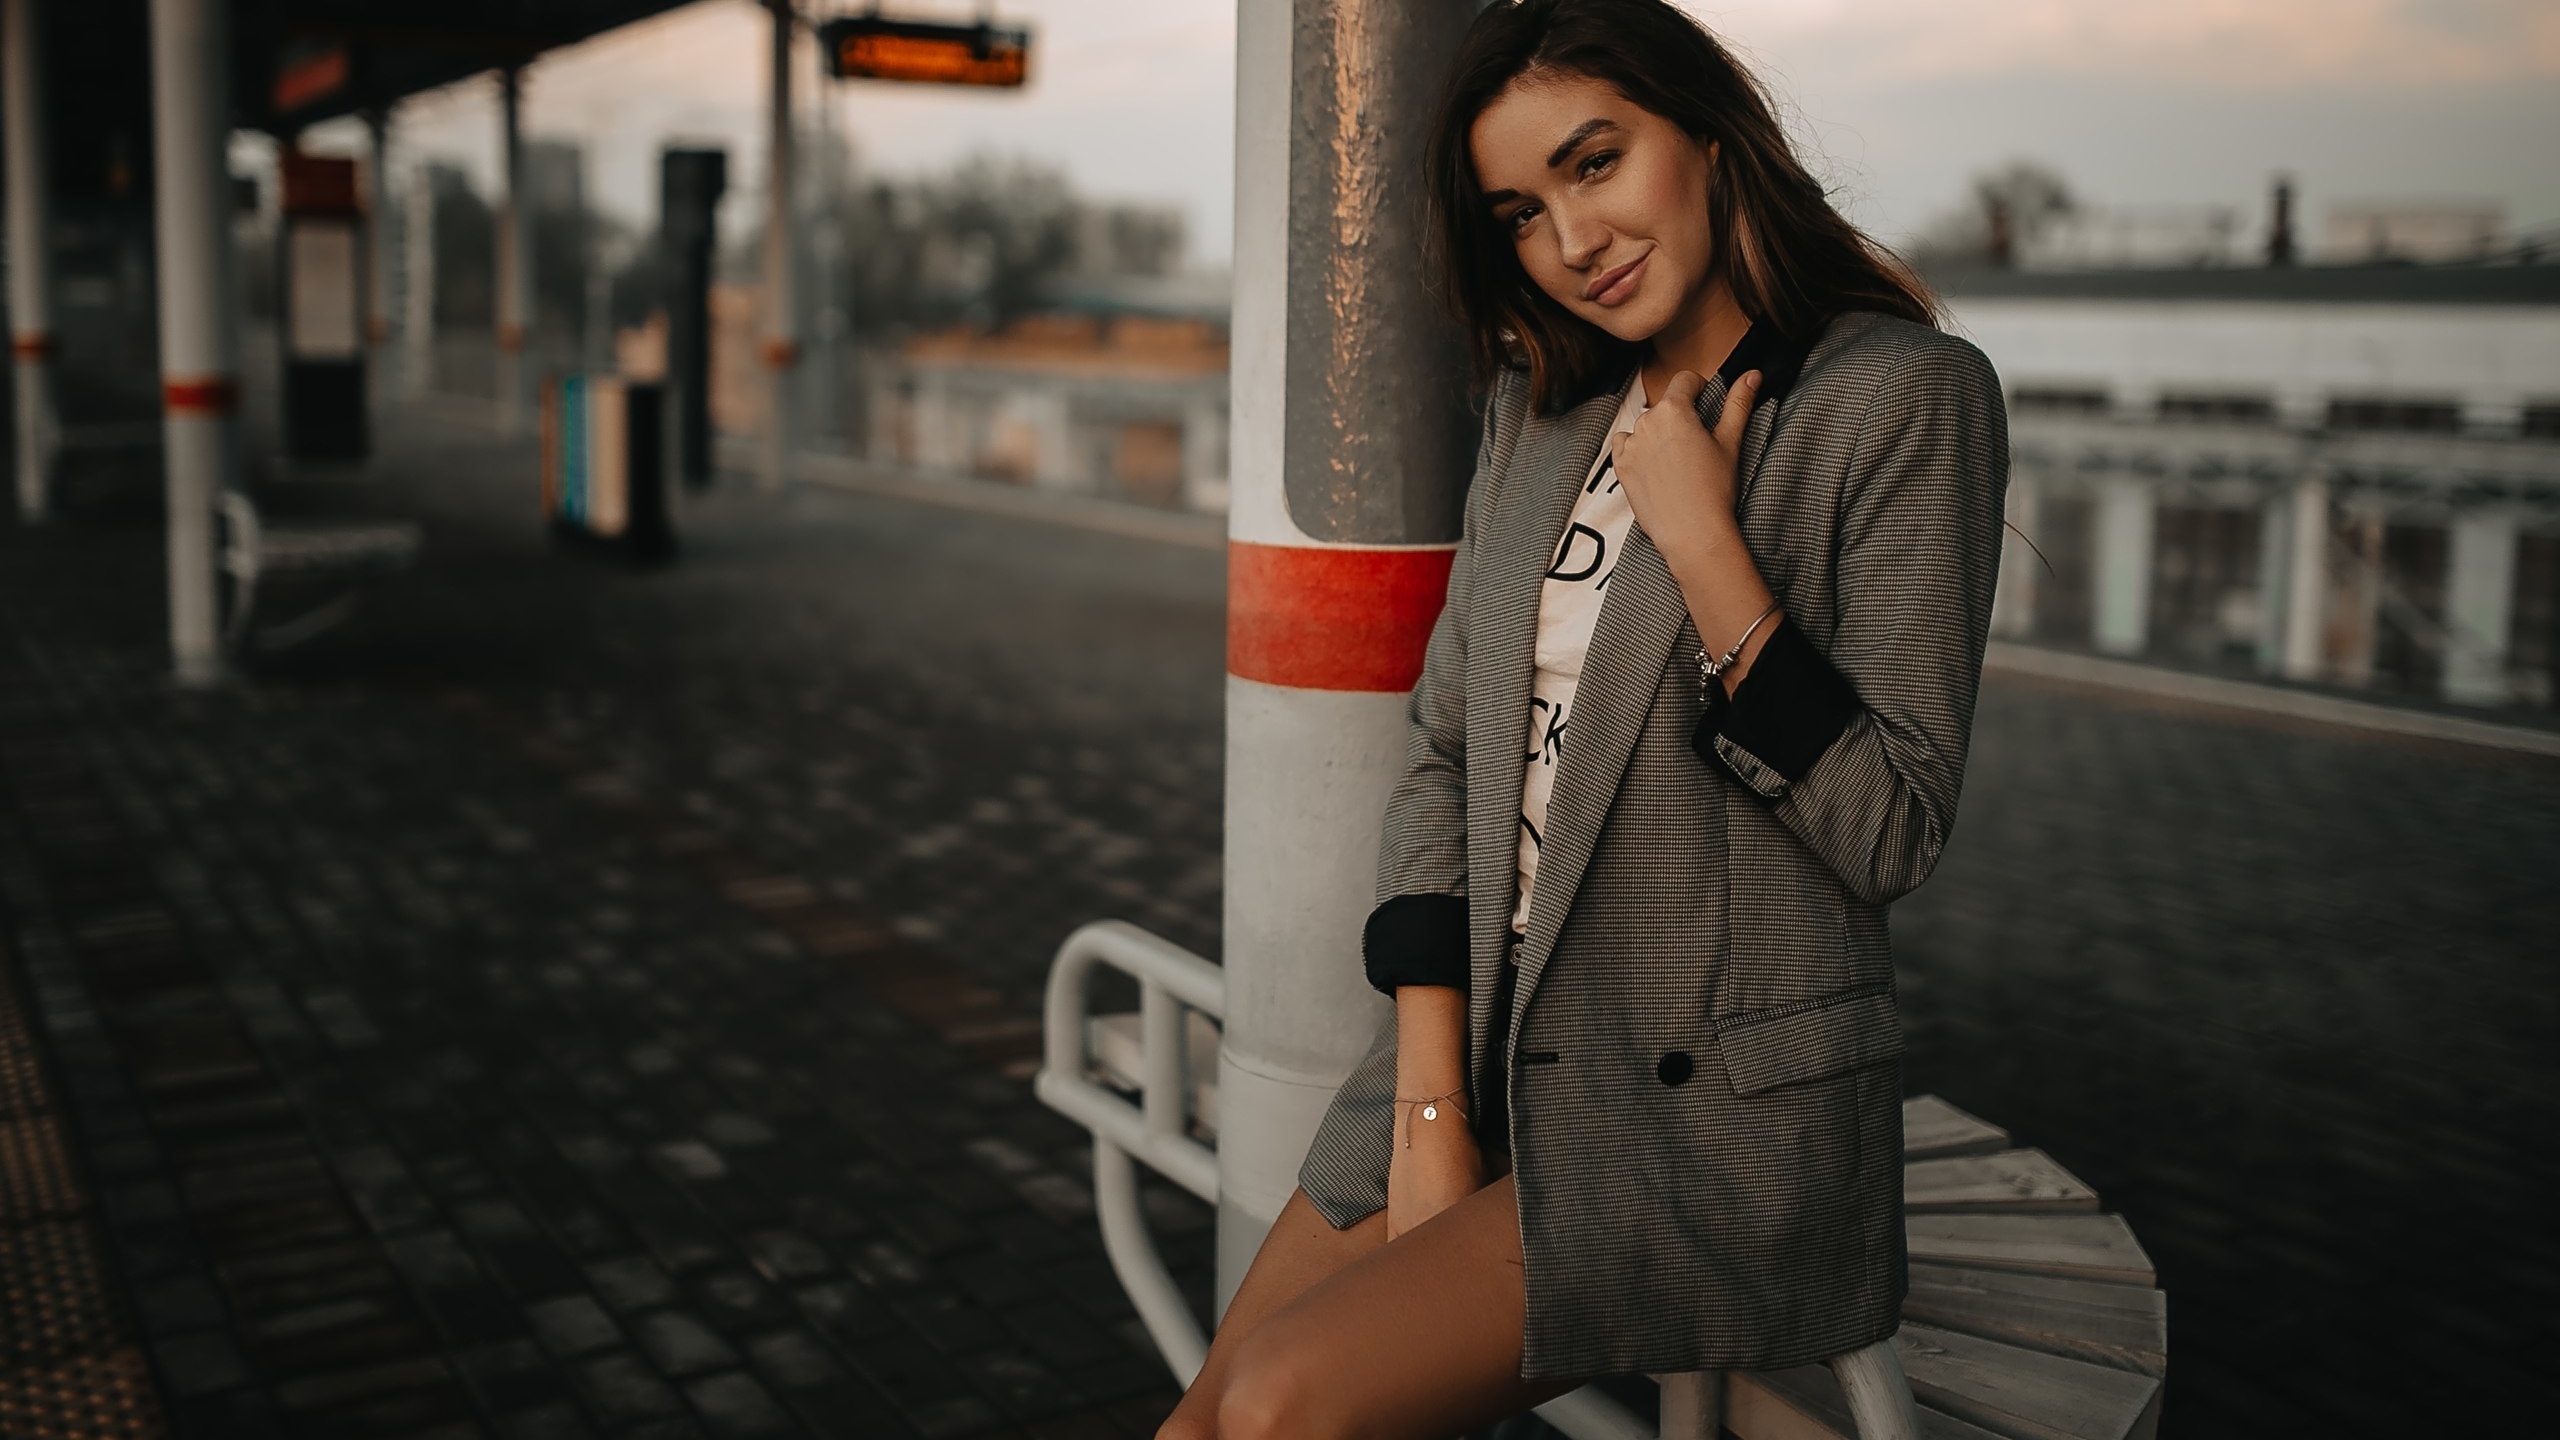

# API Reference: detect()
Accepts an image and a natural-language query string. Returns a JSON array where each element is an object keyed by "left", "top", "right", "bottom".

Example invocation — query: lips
[{"left": 1584, "top": 251, "right": 1649, "bottom": 306}]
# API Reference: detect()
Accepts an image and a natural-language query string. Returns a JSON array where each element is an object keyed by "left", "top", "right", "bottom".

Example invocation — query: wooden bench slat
[
  {"left": 1905, "top": 1149, "right": 2100, "bottom": 1213},
  {"left": 1903, "top": 1094, "right": 2012, "bottom": 1160},
  {"left": 1895, "top": 1323, "right": 2162, "bottom": 1440},
  {"left": 1904, "top": 1262, "right": 2168, "bottom": 1378},
  {"left": 1731, "top": 1365, "right": 2011, "bottom": 1440},
  {"left": 1905, "top": 1214, "right": 2156, "bottom": 1286}
]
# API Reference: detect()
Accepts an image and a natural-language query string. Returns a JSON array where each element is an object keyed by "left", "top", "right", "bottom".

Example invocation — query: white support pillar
[
  {"left": 1219, "top": 0, "right": 1476, "bottom": 1308},
  {"left": 1989, "top": 468, "right": 2039, "bottom": 639},
  {"left": 2253, "top": 487, "right": 2292, "bottom": 674},
  {"left": 148, "top": 0, "right": 237, "bottom": 685},
  {"left": 363, "top": 107, "right": 394, "bottom": 403},
  {"left": 2442, "top": 510, "right": 2520, "bottom": 706},
  {"left": 759, "top": 0, "right": 796, "bottom": 493},
  {"left": 494, "top": 67, "right": 529, "bottom": 436},
  {"left": 5, "top": 0, "right": 60, "bottom": 522},
  {"left": 2279, "top": 475, "right": 2330, "bottom": 681},
  {"left": 2091, "top": 476, "right": 2155, "bottom": 656},
  {"left": 404, "top": 162, "right": 435, "bottom": 397}
]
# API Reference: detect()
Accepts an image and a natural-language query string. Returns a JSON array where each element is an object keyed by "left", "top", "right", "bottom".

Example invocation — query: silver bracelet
[{"left": 1698, "top": 602, "right": 1780, "bottom": 693}]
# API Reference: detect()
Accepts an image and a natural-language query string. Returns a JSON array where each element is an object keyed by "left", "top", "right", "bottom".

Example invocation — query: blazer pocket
[{"left": 1711, "top": 985, "right": 1901, "bottom": 1098}]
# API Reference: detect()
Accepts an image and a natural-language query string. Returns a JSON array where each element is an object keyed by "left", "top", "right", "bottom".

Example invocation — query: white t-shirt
[{"left": 1513, "top": 373, "right": 1648, "bottom": 937}]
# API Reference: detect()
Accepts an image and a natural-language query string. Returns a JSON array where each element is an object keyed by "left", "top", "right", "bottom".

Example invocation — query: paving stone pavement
[{"left": 4, "top": 407, "right": 2559, "bottom": 1438}]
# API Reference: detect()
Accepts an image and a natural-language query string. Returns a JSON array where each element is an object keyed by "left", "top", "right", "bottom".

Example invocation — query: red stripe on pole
[
  {"left": 1228, "top": 541, "right": 1456, "bottom": 692},
  {"left": 163, "top": 376, "right": 238, "bottom": 415},
  {"left": 11, "top": 333, "right": 54, "bottom": 360}
]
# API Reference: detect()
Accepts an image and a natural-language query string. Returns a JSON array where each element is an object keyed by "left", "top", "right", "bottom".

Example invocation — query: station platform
[{"left": 2, "top": 404, "right": 2555, "bottom": 1437}]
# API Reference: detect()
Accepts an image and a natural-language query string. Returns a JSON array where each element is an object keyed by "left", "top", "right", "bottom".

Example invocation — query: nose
[{"left": 1548, "top": 200, "right": 1608, "bottom": 273}]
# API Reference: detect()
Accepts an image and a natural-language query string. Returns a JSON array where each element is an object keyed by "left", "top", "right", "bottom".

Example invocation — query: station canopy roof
[
  {"left": 39, "top": 0, "right": 697, "bottom": 203},
  {"left": 234, "top": 0, "right": 702, "bottom": 131}
]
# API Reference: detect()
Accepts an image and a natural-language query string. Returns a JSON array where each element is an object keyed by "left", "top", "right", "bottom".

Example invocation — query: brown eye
[
  {"left": 1506, "top": 204, "right": 1541, "bottom": 235},
  {"left": 1579, "top": 150, "right": 1619, "bottom": 181}
]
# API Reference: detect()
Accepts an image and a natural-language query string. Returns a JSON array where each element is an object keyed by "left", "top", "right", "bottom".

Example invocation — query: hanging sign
[{"left": 818, "top": 14, "right": 1031, "bottom": 88}]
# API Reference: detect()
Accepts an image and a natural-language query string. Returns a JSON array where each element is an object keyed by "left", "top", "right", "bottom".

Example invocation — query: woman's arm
[
  {"left": 1705, "top": 338, "right": 2008, "bottom": 903},
  {"left": 1384, "top": 984, "right": 1479, "bottom": 1239},
  {"left": 1617, "top": 335, "right": 2009, "bottom": 905}
]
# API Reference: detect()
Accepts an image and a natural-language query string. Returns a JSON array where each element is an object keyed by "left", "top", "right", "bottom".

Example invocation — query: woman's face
[{"left": 1468, "top": 71, "right": 1718, "bottom": 344}]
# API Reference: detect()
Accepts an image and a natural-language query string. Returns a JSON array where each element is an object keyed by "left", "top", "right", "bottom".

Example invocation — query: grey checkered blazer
[{"left": 1296, "top": 310, "right": 2010, "bottom": 1380}]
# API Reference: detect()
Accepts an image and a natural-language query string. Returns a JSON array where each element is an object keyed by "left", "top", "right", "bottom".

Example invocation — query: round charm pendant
[{"left": 1421, "top": 1104, "right": 1438, "bottom": 1121}]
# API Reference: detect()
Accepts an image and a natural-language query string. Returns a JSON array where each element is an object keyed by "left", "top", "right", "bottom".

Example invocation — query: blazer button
[{"left": 1656, "top": 1051, "right": 1694, "bottom": 1087}]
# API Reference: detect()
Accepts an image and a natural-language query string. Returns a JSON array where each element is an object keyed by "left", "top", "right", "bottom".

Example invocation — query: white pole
[
  {"left": 2442, "top": 510, "right": 2519, "bottom": 706},
  {"left": 759, "top": 0, "right": 796, "bottom": 492},
  {"left": 1218, "top": 0, "right": 1477, "bottom": 1306},
  {"left": 404, "top": 162, "right": 435, "bottom": 397},
  {"left": 2090, "top": 476, "right": 2155, "bottom": 656},
  {"left": 5, "top": 0, "right": 60, "bottom": 522},
  {"left": 2280, "top": 475, "right": 2330, "bottom": 681},
  {"left": 147, "top": 0, "right": 236, "bottom": 684},
  {"left": 495, "top": 67, "right": 528, "bottom": 436},
  {"left": 364, "top": 107, "right": 393, "bottom": 403}
]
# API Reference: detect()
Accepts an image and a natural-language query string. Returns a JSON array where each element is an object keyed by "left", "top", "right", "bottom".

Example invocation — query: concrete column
[
  {"left": 1989, "top": 468, "right": 2039, "bottom": 639},
  {"left": 911, "top": 370, "right": 953, "bottom": 471},
  {"left": 2442, "top": 510, "right": 2520, "bottom": 705},
  {"left": 2090, "top": 476, "right": 2155, "bottom": 655},
  {"left": 404, "top": 162, "right": 435, "bottom": 396},
  {"left": 2253, "top": 487, "right": 2291, "bottom": 674},
  {"left": 1180, "top": 391, "right": 1228, "bottom": 514},
  {"left": 494, "top": 67, "right": 529, "bottom": 435},
  {"left": 1219, "top": 0, "right": 1476, "bottom": 1309},
  {"left": 363, "top": 107, "right": 394, "bottom": 402},
  {"left": 758, "top": 0, "right": 796, "bottom": 493},
  {"left": 2279, "top": 475, "right": 2330, "bottom": 681},
  {"left": 148, "top": 0, "right": 237, "bottom": 685},
  {"left": 5, "top": 0, "right": 60, "bottom": 522}
]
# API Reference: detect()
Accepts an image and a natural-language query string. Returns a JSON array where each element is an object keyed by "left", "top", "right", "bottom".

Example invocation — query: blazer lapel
[
  {"left": 1463, "top": 383, "right": 1621, "bottom": 1084},
  {"left": 1508, "top": 368, "right": 1739, "bottom": 1029}
]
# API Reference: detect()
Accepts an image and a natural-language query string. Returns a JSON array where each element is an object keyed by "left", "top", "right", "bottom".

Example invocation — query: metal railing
[{"left": 1033, "top": 920, "right": 1223, "bottom": 1382}]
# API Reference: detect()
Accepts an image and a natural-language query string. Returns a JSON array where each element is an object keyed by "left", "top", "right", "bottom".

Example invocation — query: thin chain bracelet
[{"left": 1396, "top": 1088, "right": 1469, "bottom": 1149}]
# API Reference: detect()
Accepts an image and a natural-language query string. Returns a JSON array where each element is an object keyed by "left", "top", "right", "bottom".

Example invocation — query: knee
[
  {"left": 1216, "top": 1341, "right": 1344, "bottom": 1440},
  {"left": 1153, "top": 1404, "right": 1217, "bottom": 1440}
]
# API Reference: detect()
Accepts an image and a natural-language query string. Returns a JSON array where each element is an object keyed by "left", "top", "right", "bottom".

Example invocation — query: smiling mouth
[{"left": 1584, "top": 252, "right": 1649, "bottom": 305}]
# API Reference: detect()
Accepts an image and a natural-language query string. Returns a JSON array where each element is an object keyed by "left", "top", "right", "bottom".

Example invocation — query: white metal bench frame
[
  {"left": 217, "top": 490, "right": 422, "bottom": 654},
  {"left": 1033, "top": 919, "right": 1925, "bottom": 1440}
]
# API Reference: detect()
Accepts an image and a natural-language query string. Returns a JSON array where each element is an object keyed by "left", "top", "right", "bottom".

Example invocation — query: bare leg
[
  {"left": 1188, "top": 1175, "right": 1579, "bottom": 1440},
  {"left": 1159, "top": 1187, "right": 1387, "bottom": 1439}
]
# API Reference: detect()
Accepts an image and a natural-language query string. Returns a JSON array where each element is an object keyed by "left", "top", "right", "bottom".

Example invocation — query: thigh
[
  {"left": 1216, "top": 1175, "right": 1579, "bottom": 1440},
  {"left": 1163, "top": 1186, "right": 1388, "bottom": 1436}
]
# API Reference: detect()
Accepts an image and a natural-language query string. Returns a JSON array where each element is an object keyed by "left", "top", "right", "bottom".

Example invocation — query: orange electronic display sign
[{"left": 818, "top": 15, "right": 1030, "bottom": 88}]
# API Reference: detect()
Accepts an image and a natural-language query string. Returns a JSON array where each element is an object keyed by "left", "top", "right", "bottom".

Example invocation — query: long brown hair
[{"left": 1427, "top": 0, "right": 1940, "bottom": 410}]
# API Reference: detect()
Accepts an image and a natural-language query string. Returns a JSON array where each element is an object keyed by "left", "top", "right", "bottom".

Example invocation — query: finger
[
  {"left": 1714, "top": 369, "right": 1763, "bottom": 449},
  {"left": 1660, "top": 369, "right": 1707, "bottom": 414}
]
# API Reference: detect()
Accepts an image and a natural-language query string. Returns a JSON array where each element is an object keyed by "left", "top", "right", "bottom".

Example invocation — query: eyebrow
[
  {"left": 1544, "top": 118, "right": 1620, "bottom": 170},
  {"left": 1481, "top": 118, "right": 1624, "bottom": 207}
]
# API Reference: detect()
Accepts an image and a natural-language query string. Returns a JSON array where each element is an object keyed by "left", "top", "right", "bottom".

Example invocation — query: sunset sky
[{"left": 359, "top": 0, "right": 2560, "bottom": 264}]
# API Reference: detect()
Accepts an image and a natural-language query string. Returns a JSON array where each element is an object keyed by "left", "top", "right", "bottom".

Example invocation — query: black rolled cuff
[
  {"left": 1691, "top": 614, "right": 1862, "bottom": 794},
  {"left": 1361, "top": 894, "right": 1470, "bottom": 995}
]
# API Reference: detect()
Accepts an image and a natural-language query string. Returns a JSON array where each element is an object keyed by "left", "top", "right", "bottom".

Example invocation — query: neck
[{"left": 1639, "top": 277, "right": 1750, "bottom": 405}]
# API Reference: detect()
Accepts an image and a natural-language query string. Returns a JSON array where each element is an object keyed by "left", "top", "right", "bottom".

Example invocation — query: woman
[{"left": 1164, "top": 2, "right": 2007, "bottom": 1436}]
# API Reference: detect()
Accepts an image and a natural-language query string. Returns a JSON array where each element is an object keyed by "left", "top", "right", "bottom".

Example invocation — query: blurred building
[
  {"left": 860, "top": 272, "right": 1231, "bottom": 513},
  {"left": 2323, "top": 202, "right": 2507, "bottom": 265},
  {"left": 2022, "top": 207, "right": 2247, "bottom": 271},
  {"left": 1942, "top": 261, "right": 2560, "bottom": 710}
]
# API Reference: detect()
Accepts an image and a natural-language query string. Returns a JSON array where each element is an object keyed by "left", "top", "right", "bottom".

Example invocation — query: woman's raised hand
[{"left": 1611, "top": 368, "right": 1760, "bottom": 574}]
